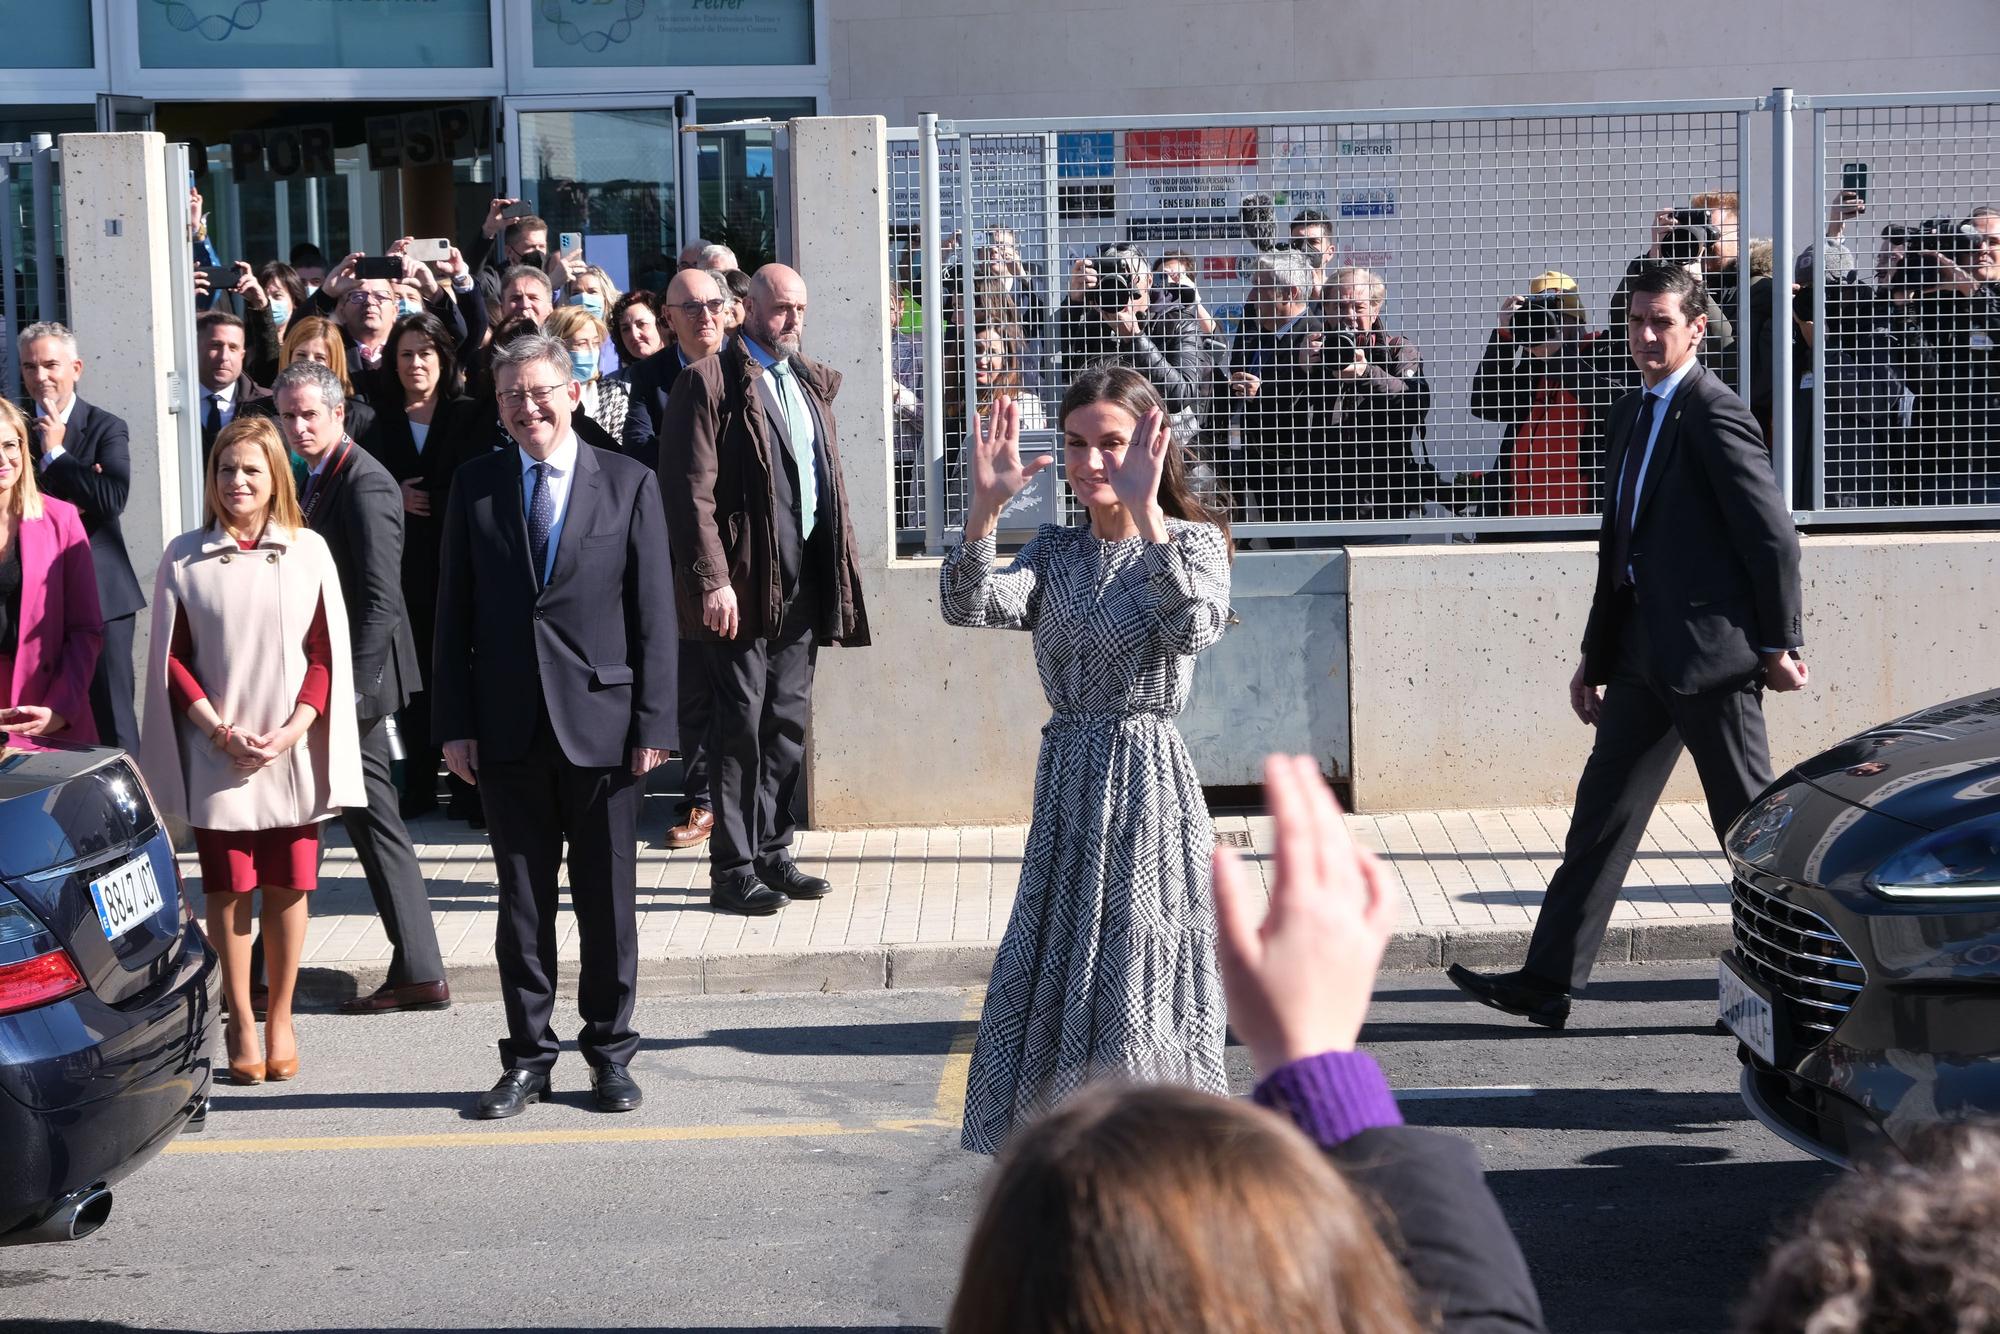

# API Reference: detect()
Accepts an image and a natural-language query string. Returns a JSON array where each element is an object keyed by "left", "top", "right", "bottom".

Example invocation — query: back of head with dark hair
[
  {"left": 946, "top": 1083, "right": 1417, "bottom": 1334},
  {"left": 289, "top": 242, "right": 327, "bottom": 271},
  {"left": 1239, "top": 193, "right": 1277, "bottom": 250},
  {"left": 1291, "top": 207, "right": 1331, "bottom": 230},
  {"left": 721, "top": 268, "right": 752, "bottom": 300},
  {"left": 1737, "top": 1120, "right": 2000, "bottom": 1334},
  {"left": 1627, "top": 262, "right": 1708, "bottom": 323},
  {"left": 1058, "top": 365, "right": 1233, "bottom": 553}
]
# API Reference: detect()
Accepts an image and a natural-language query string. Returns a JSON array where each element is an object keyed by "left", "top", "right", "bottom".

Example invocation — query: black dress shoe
[
  {"left": 476, "top": 1069, "right": 550, "bottom": 1120},
  {"left": 710, "top": 876, "right": 788, "bottom": 916},
  {"left": 1445, "top": 964, "right": 1572, "bottom": 1030},
  {"left": 591, "top": 1063, "right": 643, "bottom": 1113},
  {"left": 758, "top": 860, "right": 831, "bottom": 901}
]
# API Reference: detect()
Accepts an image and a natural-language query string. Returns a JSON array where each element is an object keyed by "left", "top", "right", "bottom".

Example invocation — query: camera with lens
[
  {"left": 1891, "top": 217, "right": 1981, "bottom": 292},
  {"left": 1508, "top": 291, "right": 1572, "bottom": 345},
  {"left": 1088, "top": 244, "right": 1145, "bottom": 312},
  {"left": 1658, "top": 207, "right": 1720, "bottom": 266},
  {"left": 1321, "top": 327, "right": 1359, "bottom": 363}
]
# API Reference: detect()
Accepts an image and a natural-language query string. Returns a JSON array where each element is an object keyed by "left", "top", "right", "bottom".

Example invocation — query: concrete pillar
[{"left": 58, "top": 132, "right": 191, "bottom": 691}]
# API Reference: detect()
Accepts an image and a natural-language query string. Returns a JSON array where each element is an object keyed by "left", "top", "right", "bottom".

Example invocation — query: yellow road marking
[
  {"left": 932, "top": 992, "right": 983, "bottom": 1124},
  {"left": 165, "top": 1116, "right": 958, "bottom": 1156}
]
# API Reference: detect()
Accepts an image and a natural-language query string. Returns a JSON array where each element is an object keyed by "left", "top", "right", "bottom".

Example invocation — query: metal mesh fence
[
  {"left": 910, "top": 106, "right": 1753, "bottom": 543},
  {"left": 1807, "top": 98, "right": 2000, "bottom": 515}
]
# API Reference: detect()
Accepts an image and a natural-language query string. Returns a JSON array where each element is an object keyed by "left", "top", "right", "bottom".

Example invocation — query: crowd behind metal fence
[{"left": 887, "top": 95, "right": 2000, "bottom": 546}]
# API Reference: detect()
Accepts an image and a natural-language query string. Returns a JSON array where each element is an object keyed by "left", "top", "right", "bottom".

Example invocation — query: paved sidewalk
[{"left": 182, "top": 798, "right": 1733, "bottom": 997}]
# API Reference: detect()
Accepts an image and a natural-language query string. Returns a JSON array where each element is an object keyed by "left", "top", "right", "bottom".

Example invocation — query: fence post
[
  {"left": 1808, "top": 105, "right": 1828, "bottom": 513},
  {"left": 919, "top": 112, "right": 947, "bottom": 555},
  {"left": 1769, "top": 88, "right": 1797, "bottom": 512},
  {"left": 30, "top": 134, "right": 57, "bottom": 321}
]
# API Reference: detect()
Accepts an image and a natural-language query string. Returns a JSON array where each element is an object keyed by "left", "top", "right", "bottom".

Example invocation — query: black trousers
[
  {"left": 480, "top": 707, "right": 640, "bottom": 1073},
  {"left": 703, "top": 594, "right": 816, "bottom": 882},
  {"left": 91, "top": 613, "right": 139, "bottom": 753},
  {"left": 344, "top": 715, "right": 445, "bottom": 986},
  {"left": 1523, "top": 601, "right": 1774, "bottom": 993},
  {"left": 676, "top": 639, "right": 712, "bottom": 816}
]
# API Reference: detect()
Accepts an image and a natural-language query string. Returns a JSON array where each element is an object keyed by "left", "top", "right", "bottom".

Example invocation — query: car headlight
[{"left": 1869, "top": 812, "right": 2000, "bottom": 900}]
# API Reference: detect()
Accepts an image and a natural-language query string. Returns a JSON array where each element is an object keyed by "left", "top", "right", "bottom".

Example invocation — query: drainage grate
[{"left": 1214, "top": 830, "right": 1254, "bottom": 849}]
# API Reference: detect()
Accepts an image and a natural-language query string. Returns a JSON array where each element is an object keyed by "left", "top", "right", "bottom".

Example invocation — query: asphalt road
[{"left": 0, "top": 962, "right": 1836, "bottom": 1334}]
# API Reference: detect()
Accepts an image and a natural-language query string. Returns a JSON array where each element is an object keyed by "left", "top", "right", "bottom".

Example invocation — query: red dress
[{"left": 167, "top": 539, "right": 334, "bottom": 894}]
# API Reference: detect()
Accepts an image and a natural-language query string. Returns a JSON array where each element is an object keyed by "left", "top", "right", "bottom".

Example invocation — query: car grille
[{"left": 1730, "top": 876, "right": 1866, "bottom": 1049}]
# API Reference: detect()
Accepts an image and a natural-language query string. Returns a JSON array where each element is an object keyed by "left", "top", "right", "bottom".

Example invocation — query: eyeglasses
[
  {"left": 496, "top": 384, "right": 567, "bottom": 408},
  {"left": 346, "top": 292, "right": 396, "bottom": 307},
  {"left": 672, "top": 299, "right": 728, "bottom": 318}
]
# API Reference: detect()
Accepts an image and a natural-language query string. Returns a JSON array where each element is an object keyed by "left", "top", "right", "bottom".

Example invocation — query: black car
[
  {"left": 1721, "top": 688, "right": 2000, "bottom": 1166},
  {"left": 0, "top": 736, "right": 216, "bottom": 1245}
]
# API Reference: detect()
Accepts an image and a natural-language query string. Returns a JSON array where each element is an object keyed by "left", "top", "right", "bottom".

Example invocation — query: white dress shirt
[{"left": 519, "top": 431, "right": 580, "bottom": 584}]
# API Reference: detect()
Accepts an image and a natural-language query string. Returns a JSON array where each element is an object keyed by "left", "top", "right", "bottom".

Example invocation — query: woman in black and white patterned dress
[{"left": 941, "top": 364, "right": 1234, "bottom": 1155}]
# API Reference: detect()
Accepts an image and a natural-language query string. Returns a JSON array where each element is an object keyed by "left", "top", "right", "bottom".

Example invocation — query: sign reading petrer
[
  {"left": 138, "top": 0, "right": 493, "bottom": 69},
  {"left": 533, "top": 0, "right": 815, "bottom": 67}
]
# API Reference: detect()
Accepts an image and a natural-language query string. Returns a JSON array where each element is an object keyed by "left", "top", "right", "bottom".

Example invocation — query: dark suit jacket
[
  {"left": 620, "top": 346, "right": 694, "bottom": 461},
  {"left": 1329, "top": 1127, "right": 1548, "bottom": 1334},
  {"left": 432, "top": 436, "right": 678, "bottom": 768},
  {"left": 33, "top": 397, "right": 146, "bottom": 621},
  {"left": 200, "top": 377, "right": 274, "bottom": 463},
  {"left": 306, "top": 440, "right": 422, "bottom": 720},
  {"left": 1580, "top": 360, "right": 1802, "bottom": 694},
  {"left": 358, "top": 395, "right": 480, "bottom": 641}
]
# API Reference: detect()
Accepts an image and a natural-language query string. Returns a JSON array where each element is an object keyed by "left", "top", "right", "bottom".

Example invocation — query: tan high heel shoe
[
  {"left": 224, "top": 1018, "right": 265, "bottom": 1085},
  {"left": 264, "top": 1022, "right": 299, "bottom": 1082}
]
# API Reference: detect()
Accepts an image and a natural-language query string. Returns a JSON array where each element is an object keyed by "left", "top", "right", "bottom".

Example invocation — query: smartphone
[
  {"left": 355, "top": 255, "right": 405, "bottom": 282},
  {"left": 558, "top": 231, "right": 583, "bottom": 257},
  {"left": 408, "top": 237, "right": 452, "bottom": 263},
  {"left": 1841, "top": 161, "right": 1870, "bottom": 204},
  {"left": 197, "top": 264, "right": 234, "bottom": 290},
  {"left": 498, "top": 200, "right": 531, "bottom": 221}
]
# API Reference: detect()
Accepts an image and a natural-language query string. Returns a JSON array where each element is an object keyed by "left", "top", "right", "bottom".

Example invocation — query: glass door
[
  {"left": 504, "top": 95, "right": 688, "bottom": 300},
  {"left": 94, "top": 95, "right": 155, "bottom": 133}
]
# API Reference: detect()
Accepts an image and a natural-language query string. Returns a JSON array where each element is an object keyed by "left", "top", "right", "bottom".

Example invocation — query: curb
[{"left": 288, "top": 918, "right": 1736, "bottom": 1006}]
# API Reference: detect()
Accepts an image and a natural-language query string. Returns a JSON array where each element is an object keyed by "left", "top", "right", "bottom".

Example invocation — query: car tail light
[{"left": 0, "top": 892, "right": 86, "bottom": 1016}]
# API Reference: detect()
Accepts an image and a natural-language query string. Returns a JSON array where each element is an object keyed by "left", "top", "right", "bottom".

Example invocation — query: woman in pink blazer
[{"left": 0, "top": 399, "right": 104, "bottom": 743}]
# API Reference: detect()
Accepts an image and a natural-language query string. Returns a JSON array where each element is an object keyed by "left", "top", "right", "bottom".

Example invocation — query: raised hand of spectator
[
  {"left": 1068, "top": 257, "right": 1099, "bottom": 298},
  {"left": 323, "top": 252, "right": 363, "bottom": 299},
  {"left": 482, "top": 197, "right": 521, "bottom": 241},
  {"left": 1337, "top": 347, "right": 1371, "bottom": 380},
  {"left": 1213, "top": 754, "right": 1396, "bottom": 1076},
  {"left": 1830, "top": 190, "right": 1866, "bottom": 225},
  {"left": 193, "top": 268, "right": 212, "bottom": 302},
  {"left": 441, "top": 245, "right": 471, "bottom": 282},
  {"left": 557, "top": 247, "right": 587, "bottom": 283},
  {"left": 1229, "top": 371, "right": 1262, "bottom": 399},
  {"left": 1497, "top": 293, "right": 1526, "bottom": 333},
  {"left": 1647, "top": 205, "right": 1679, "bottom": 258},
  {"left": 232, "top": 260, "right": 267, "bottom": 309}
]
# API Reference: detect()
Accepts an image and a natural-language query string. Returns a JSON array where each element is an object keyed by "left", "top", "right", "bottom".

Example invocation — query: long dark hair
[
  {"left": 387, "top": 312, "right": 463, "bottom": 402},
  {"left": 1059, "top": 365, "right": 1232, "bottom": 552},
  {"left": 256, "top": 261, "right": 309, "bottom": 330}
]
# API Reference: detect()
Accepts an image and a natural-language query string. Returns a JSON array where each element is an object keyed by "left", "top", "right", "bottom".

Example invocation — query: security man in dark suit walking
[
  {"left": 19, "top": 322, "right": 146, "bottom": 753},
  {"left": 434, "top": 333, "right": 678, "bottom": 1120},
  {"left": 272, "top": 360, "right": 450, "bottom": 1014},
  {"left": 1447, "top": 264, "right": 1806, "bottom": 1029}
]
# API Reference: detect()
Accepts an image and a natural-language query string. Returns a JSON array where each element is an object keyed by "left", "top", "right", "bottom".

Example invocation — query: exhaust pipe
[{"left": 16, "top": 1186, "right": 112, "bottom": 1244}]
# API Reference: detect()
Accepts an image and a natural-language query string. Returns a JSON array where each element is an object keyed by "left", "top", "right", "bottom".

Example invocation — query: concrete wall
[
  {"left": 829, "top": 0, "right": 1999, "bottom": 125},
  {"left": 1346, "top": 533, "right": 2000, "bottom": 812},
  {"left": 57, "top": 133, "right": 188, "bottom": 676}
]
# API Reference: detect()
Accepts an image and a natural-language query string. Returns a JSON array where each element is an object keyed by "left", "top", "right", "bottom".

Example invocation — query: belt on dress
[{"left": 1044, "top": 708, "right": 1175, "bottom": 728}]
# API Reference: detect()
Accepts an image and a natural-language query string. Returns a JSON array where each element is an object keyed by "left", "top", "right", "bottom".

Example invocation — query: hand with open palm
[{"left": 965, "top": 395, "right": 1053, "bottom": 541}]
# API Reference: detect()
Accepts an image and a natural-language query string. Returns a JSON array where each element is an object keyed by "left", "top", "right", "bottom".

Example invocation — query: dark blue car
[{"left": 0, "top": 736, "right": 215, "bottom": 1245}]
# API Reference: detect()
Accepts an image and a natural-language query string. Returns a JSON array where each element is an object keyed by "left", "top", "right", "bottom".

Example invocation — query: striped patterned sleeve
[
  {"left": 1141, "top": 521, "right": 1232, "bottom": 654},
  {"left": 939, "top": 528, "right": 1046, "bottom": 632}
]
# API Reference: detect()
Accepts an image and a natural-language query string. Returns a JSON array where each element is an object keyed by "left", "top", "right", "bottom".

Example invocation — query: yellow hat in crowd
[{"left": 1527, "top": 270, "right": 1585, "bottom": 317}]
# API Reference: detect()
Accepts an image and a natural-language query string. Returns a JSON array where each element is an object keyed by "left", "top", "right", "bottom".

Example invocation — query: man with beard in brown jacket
[{"left": 658, "top": 264, "right": 872, "bottom": 915}]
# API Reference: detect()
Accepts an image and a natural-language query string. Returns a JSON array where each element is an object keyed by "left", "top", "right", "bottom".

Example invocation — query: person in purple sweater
[{"left": 947, "top": 755, "right": 1548, "bottom": 1334}]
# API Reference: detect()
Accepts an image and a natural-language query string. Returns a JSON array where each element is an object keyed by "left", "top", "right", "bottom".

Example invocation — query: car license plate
[
  {"left": 1718, "top": 956, "right": 1777, "bottom": 1065},
  {"left": 89, "top": 853, "right": 164, "bottom": 941}
]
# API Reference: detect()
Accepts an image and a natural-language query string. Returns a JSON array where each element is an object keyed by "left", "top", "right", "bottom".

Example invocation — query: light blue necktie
[{"left": 769, "top": 360, "right": 817, "bottom": 541}]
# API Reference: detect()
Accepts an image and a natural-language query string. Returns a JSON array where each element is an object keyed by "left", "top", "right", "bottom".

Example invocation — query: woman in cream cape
[{"left": 139, "top": 416, "right": 363, "bottom": 1087}]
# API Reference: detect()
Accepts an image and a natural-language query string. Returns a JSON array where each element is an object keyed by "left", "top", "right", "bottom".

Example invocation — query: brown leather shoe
[
  {"left": 338, "top": 979, "right": 452, "bottom": 1015},
  {"left": 666, "top": 807, "right": 714, "bottom": 849}
]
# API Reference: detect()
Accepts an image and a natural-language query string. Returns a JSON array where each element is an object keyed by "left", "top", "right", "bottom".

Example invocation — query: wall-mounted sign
[
  {"left": 227, "top": 124, "right": 338, "bottom": 182},
  {"left": 139, "top": 0, "right": 492, "bottom": 69},
  {"left": 4, "top": 0, "right": 91, "bottom": 68},
  {"left": 533, "top": 0, "right": 813, "bottom": 68},
  {"left": 365, "top": 107, "right": 488, "bottom": 170}
]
